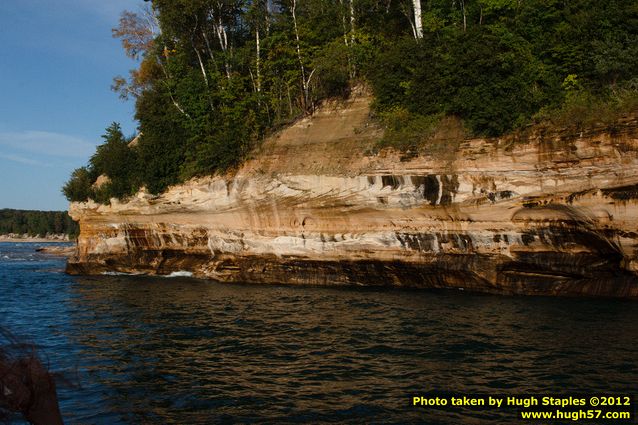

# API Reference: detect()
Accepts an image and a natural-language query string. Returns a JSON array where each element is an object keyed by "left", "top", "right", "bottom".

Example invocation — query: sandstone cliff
[{"left": 67, "top": 88, "right": 638, "bottom": 297}]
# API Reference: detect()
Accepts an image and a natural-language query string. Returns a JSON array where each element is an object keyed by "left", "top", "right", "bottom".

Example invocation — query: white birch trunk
[
  {"left": 159, "top": 47, "right": 191, "bottom": 119},
  {"left": 193, "top": 45, "right": 209, "bottom": 87},
  {"left": 291, "top": 0, "right": 309, "bottom": 109},
  {"left": 213, "top": 6, "right": 231, "bottom": 79},
  {"left": 339, "top": 0, "right": 349, "bottom": 47},
  {"left": 350, "top": 0, "right": 356, "bottom": 45},
  {"left": 202, "top": 31, "right": 216, "bottom": 64},
  {"left": 265, "top": 0, "right": 272, "bottom": 33},
  {"left": 413, "top": 0, "right": 423, "bottom": 39},
  {"left": 461, "top": 0, "right": 467, "bottom": 32},
  {"left": 256, "top": 29, "right": 261, "bottom": 93}
]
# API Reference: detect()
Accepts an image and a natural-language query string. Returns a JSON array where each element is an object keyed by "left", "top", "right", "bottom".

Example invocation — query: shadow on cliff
[{"left": 502, "top": 204, "right": 636, "bottom": 297}]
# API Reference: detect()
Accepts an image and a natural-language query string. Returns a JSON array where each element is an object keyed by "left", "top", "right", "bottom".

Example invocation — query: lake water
[{"left": 1, "top": 242, "right": 636, "bottom": 424}]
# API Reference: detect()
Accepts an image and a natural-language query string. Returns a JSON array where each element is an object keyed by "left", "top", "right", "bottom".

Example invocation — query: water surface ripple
[{"left": 1, "top": 243, "right": 636, "bottom": 424}]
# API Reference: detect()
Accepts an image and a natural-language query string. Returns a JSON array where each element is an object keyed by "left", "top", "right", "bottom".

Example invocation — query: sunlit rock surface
[{"left": 67, "top": 89, "right": 638, "bottom": 297}]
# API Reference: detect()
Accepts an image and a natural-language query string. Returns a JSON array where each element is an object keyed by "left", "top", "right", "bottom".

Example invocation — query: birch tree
[
  {"left": 413, "top": 0, "right": 423, "bottom": 39},
  {"left": 248, "top": 0, "right": 270, "bottom": 94},
  {"left": 290, "top": 0, "right": 312, "bottom": 110},
  {"left": 402, "top": 0, "right": 423, "bottom": 39}
]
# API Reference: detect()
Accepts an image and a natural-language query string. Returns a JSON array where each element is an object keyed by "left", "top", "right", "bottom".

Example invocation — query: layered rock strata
[{"left": 67, "top": 90, "right": 638, "bottom": 297}]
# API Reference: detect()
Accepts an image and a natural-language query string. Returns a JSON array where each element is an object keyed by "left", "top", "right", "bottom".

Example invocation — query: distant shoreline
[{"left": 0, "top": 236, "right": 73, "bottom": 243}]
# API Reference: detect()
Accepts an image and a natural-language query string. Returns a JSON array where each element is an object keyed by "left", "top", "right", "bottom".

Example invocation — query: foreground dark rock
[{"left": 67, "top": 90, "right": 638, "bottom": 297}]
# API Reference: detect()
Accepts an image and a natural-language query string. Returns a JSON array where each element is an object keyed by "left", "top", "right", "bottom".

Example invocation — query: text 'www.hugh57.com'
[{"left": 411, "top": 394, "right": 634, "bottom": 422}]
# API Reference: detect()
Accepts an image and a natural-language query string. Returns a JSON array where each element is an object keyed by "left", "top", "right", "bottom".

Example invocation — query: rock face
[{"left": 67, "top": 89, "right": 638, "bottom": 297}]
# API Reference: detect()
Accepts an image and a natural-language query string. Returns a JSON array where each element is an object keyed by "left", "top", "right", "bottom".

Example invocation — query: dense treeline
[
  {"left": 0, "top": 210, "right": 79, "bottom": 238},
  {"left": 64, "top": 0, "right": 638, "bottom": 202}
]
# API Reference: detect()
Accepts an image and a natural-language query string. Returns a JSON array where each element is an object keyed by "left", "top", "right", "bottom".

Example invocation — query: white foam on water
[{"left": 164, "top": 271, "right": 194, "bottom": 278}]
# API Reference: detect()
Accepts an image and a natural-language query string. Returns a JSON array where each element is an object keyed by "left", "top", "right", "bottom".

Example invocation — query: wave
[{"left": 164, "top": 271, "right": 194, "bottom": 278}]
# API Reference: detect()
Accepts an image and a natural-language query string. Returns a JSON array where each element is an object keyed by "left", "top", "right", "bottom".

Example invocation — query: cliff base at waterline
[{"left": 67, "top": 91, "right": 638, "bottom": 297}]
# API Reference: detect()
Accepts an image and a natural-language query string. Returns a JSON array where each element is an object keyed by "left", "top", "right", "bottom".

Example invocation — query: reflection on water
[{"left": 1, "top": 243, "right": 637, "bottom": 424}]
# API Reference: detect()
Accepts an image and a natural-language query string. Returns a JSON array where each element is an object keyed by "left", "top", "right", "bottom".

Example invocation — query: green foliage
[
  {"left": 62, "top": 167, "right": 94, "bottom": 203},
  {"left": 534, "top": 81, "right": 638, "bottom": 128},
  {"left": 90, "top": 123, "right": 140, "bottom": 201},
  {"left": 64, "top": 0, "right": 638, "bottom": 200},
  {"left": 312, "top": 39, "right": 351, "bottom": 99},
  {"left": 62, "top": 123, "right": 140, "bottom": 203},
  {"left": 135, "top": 87, "right": 189, "bottom": 194},
  {"left": 368, "top": 0, "right": 637, "bottom": 137},
  {"left": 376, "top": 108, "right": 468, "bottom": 154},
  {"left": 591, "top": 33, "right": 638, "bottom": 86},
  {"left": 376, "top": 108, "right": 445, "bottom": 151},
  {"left": 0, "top": 209, "right": 78, "bottom": 238},
  {"left": 368, "top": 29, "right": 543, "bottom": 136}
]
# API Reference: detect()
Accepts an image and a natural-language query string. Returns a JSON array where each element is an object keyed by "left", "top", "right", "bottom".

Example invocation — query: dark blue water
[{"left": 1, "top": 242, "right": 637, "bottom": 424}]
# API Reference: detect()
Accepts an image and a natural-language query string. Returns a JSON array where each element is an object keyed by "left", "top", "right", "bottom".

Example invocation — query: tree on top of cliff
[
  {"left": 62, "top": 123, "right": 139, "bottom": 204},
  {"left": 63, "top": 0, "right": 638, "bottom": 202},
  {"left": 111, "top": 5, "right": 161, "bottom": 100},
  {"left": 88, "top": 123, "right": 140, "bottom": 203},
  {"left": 62, "top": 167, "right": 94, "bottom": 204}
]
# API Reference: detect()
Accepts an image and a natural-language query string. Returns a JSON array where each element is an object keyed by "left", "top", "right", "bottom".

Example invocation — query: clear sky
[{"left": 0, "top": 0, "right": 146, "bottom": 211}]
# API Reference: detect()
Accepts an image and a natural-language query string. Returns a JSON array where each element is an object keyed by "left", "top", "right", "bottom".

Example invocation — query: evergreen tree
[{"left": 63, "top": 0, "right": 638, "bottom": 202}]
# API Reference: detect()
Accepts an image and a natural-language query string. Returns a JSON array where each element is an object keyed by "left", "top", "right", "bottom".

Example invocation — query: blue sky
[{"left": 0, "top": 0, "right": 145, "bottom": 210}]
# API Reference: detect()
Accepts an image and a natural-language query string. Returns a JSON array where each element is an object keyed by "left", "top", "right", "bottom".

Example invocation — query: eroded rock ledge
[{"left": 67, "top": 90, "right": 638, "bottom": 297}]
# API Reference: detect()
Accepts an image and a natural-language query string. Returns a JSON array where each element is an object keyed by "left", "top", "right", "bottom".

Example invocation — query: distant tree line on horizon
[
  {"left": 64, "top": 0, "right": 638, "bottom": 203},
  {"left": 0, "top": 210, "right": 79, "bottom": 238}
]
